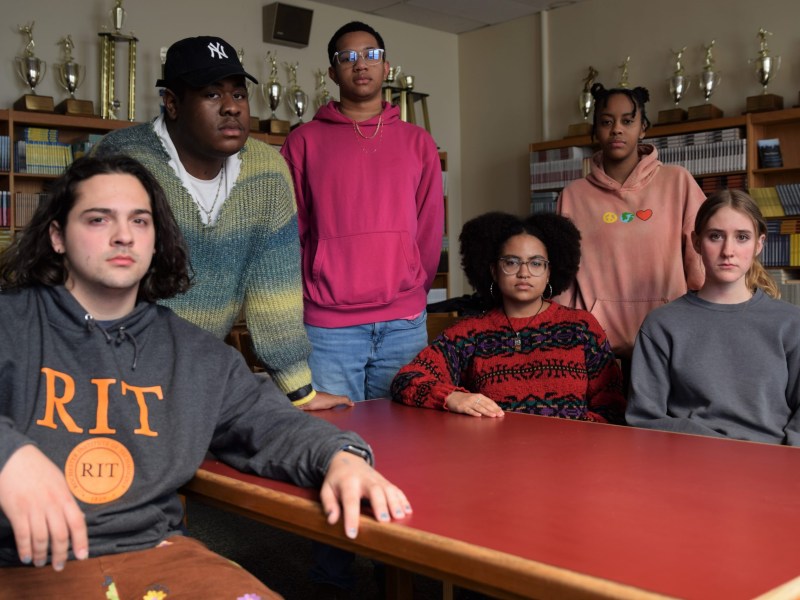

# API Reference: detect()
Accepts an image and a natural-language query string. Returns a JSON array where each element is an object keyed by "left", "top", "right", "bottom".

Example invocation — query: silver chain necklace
[{"left": 201, "top": 163, "right": 225, "bottom": 223}]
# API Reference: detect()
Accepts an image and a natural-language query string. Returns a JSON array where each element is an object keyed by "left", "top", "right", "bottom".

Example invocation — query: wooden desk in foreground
[{"left": 182, "top": 399, "right": 800, "bottom": 600}]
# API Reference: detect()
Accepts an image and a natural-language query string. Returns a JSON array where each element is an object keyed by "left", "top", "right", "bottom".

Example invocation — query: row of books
[
  {"left": 750, "top": 185, "right": 800, "bottom": 218},
  {"left": 22, "top": 127, "right": 59, "bottom": 143},
  {"left": 768, "top": 270, "right": 800, "bottom": 307},
  {"left": 699, "top": 174, "right": 746, "bottom": 196},
  {"left": 13, "top": 132, "right": 105, "bottom": 175},
  {"left": 0, "top": 136, "right": 9, "bottom": 172},
  {"left": 647, "top": 127, "right": 742, "bottom": 149},
  {"left": 530, "top": 156, "right": 590, "bottom": 191},
  {"left": 0, "top": 229, "right": 13, "bottom": 253},
  {"left": 530, "top": 191, "right": 558, "bottom": 214},
  {"left": 0, "top": 192, "right": 9, "bottom": 227},
  {"left": 14, "top": 192, "right": 48, "bottom": 228},
  {"left": 657, "top": 139, "right": 747, "bottom": 176},
  {"left": 15, "top": 141, "right": 73, "bottom": 175}
]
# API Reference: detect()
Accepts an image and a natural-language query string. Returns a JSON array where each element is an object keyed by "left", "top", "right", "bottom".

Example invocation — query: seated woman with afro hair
[{"left": 391, "top": 212, "right": 625, "bottom": 422}]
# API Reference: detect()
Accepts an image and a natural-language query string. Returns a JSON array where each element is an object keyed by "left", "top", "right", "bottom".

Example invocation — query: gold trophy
[
  {"left": 688, "top": 40, "right": 723, "bottom": 120},
  {"left": 98, "top": 0, "right": 138, "bottom": 121},
  {"left": 314, "top": 68, "right": 332, "bottom": 111},
  {"left": 237, "top": 49, "right": 261, "bottom": 132},
  {"left": 14, "top": 22, "right": 54, "bottom": 112},
  {"left": 617, "top": 56, "right": 631, "bottom": 88},
  {"left": 285, "top": 61, "right": 308, "bottom": 130},
  {"left": 260, "top": 52, "right": 290, "bottom": 135},
  {"left": 658, "top": 47, "right": 690, "bottom": 124},
  {"left": 567, "top": 66, "right": 598, "bottom": 137},
  {"left": 55, "top": 35, "right": 93, "bottom": 116},
  {"left": 746, "top": 28, "right": 783, "bottom": 113}
]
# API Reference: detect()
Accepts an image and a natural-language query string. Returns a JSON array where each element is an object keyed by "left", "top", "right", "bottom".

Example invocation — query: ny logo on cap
[{"left": 208, "top": 41, "right": 228, "bottom": 60}]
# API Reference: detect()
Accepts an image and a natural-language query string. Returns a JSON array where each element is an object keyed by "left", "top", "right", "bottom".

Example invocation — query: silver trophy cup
[
  {"left": 56, "top": 61, "right": 84, "bottom": 99},
  {"left": 16, "top": 55, "right": 46, "bottom": 94}
]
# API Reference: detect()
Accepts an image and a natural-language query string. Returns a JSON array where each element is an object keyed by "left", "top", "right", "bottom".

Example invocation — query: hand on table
[
  {"left": 445, "top": 391, "right": 505, "bottom": 418},
  {"left": 320, "top": 450, "right": 411, "bottom": 539},
  {"left": 301, "top": 391, "right": 355, "bottom": 411},
  {"left": 0, "top": 444, "right": 88, "bottom": 571}
]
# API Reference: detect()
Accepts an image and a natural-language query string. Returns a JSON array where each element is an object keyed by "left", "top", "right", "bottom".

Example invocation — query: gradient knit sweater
[
  {"left": 391, "top": 303, "right": 625, "bottom": 423},
  {"left": 93, "top": 123, "right": 311, "bottom": 396},
  {"left": 556, "top": 145, "right": 706, "bottom": 359}
]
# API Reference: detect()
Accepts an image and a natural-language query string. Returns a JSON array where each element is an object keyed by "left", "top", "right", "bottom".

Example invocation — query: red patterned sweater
[{"left": 391, "top": 303, "right": 625, "bottom": 423}]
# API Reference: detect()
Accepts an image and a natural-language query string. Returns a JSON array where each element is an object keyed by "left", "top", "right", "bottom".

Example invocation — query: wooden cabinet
[{"left": 747, "top": 107, "right": 800, "bottom": 189}]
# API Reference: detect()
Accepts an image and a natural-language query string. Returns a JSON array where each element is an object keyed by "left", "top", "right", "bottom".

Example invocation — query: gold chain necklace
[
  {"left": 352, "top": 113, "right": 383, "bottom": 139},
  {"left": 201, "top": 163, "right": 225, "bottom": 224},
  {"left": 503, "top": 297, "right": 546, "bottom": 351}
]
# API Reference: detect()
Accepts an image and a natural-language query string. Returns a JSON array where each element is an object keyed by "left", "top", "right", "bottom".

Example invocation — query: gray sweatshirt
[
  {"left": 627, "top": 289, "right": 800, "bottom": 445},
  {"left": 0, "top": 285, "right": 370, "bottom": 565}
]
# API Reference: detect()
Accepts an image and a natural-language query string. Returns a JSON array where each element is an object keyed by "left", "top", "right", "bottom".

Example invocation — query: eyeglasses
[
  {"left": 333, "top": 48, "right": 385, "bottom": 66},
  {"left": 498, "top": 256, "right": 549, "bottom": 277}
]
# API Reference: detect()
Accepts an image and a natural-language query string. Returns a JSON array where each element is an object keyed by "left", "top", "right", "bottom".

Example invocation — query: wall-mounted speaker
[{"left": 263, "top": 3, "right": 313, "bottom": 48}]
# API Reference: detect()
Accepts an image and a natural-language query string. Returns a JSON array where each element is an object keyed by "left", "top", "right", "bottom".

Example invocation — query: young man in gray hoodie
[{"left": 0, "top": 155, "right": 410, "bottom": 597}]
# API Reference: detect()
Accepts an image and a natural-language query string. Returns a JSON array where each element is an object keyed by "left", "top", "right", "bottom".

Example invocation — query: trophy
[
  {"left": 98, "top": 0, "right": 138, "bottom": 121},
  {"left": 55, "top": 35, "right": 93, "bottom": 116},
  {"left": 617, "top": 56, "right": 631, "bottom": 88},
  {"left": 658, "top": 47, "right": 690, "bottom": 124},
  {"left": 285, "top": 62, "right": 308, "bottom": 129},
  {"left": 236, "top": 49, "right": 261, "bottom": 132},
  {"left": 259, "top": 52, "right": 290, "bottom": 135},
  {"left": 313, "top": 68, "right": 332, "bottom": 111},
  {"left": 14, "top": 22, "right": 54, "bottom": 112},
  {"left": 382, "top": 65, "right": 402, "bottom": 104},
  {"left": 746, "top": 28, "right": 783, "bottom": 113},
  {"left": 567, "top": 66, "right": 598, "bottom": 137},
  {"left": 688, "top": 40, "right": 723, "bottom": 121}
]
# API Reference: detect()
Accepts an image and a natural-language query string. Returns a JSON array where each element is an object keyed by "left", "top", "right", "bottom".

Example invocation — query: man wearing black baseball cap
[{"left": 94, "top": 36, "right": 351, "bottom": 411}]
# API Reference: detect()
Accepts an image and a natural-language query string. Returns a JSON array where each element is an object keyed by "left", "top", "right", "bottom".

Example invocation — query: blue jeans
[
  {"left": 306, "top": 314, "right": 427, "bottom": 590},
  {"left": 306, "top": 313, "right": 428, "bottom": 401}
]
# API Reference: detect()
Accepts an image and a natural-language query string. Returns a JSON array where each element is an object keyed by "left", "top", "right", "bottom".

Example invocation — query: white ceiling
[{"left": 310, "top": 0, "right": 583, "bottom": 34}]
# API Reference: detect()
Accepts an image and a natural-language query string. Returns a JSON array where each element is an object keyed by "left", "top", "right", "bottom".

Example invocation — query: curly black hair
[
  {"left": 590, "top": 82, "right": 651, "bottom": 141},
  {"left": 459, "top": 212, "right": 581, "bottom": 308}
]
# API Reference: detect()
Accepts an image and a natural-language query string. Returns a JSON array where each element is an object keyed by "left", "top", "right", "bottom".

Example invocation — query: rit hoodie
[
  {"left": 0, "top": 285, "right": 370, "bottom": 566},
  {"left": 556, "top": 145, "right": 705, "bottom": 359},
  {"left": 281, "top": 101, "right": 444, "bottom": 328}
]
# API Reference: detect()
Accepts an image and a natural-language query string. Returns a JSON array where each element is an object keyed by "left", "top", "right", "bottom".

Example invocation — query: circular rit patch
[{"left": 64, "top": 438, "right": 135, "bottom": 504}]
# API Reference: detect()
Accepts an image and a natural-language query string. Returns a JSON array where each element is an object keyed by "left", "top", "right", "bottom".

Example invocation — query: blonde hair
[{"left": 694, "top": 189, "right": 780, "bottom": 299}]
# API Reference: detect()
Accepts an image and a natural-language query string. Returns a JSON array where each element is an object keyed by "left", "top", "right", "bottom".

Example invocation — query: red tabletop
[{"left": 198, "top": 399, "right": 800, "bottom": 599}]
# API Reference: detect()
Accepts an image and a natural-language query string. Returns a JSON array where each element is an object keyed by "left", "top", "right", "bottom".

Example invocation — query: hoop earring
[
  {"left": 490, "top": 282, "right": 495, "bottom": 297},
  {"left": 544, "top": 282, "right": 553, "bottom": 300}
]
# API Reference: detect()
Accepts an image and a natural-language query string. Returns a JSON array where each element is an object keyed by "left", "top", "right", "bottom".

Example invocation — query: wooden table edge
[{"left": 181, "top": 467, "right": 677, "bottom": 600}]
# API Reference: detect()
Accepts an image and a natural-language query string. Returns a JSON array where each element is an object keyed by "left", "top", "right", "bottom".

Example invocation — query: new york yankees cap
[{"left": 156, "top": 36, "right": 258, "bottom": 88}]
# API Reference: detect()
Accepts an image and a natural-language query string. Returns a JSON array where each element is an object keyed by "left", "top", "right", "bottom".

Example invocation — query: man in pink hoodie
[
  {"left": 281, "top": 20, "right": 443, "bottom": 594},
  {"left": 281, "top": 21, "right": 443, "bottom": 405}
]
